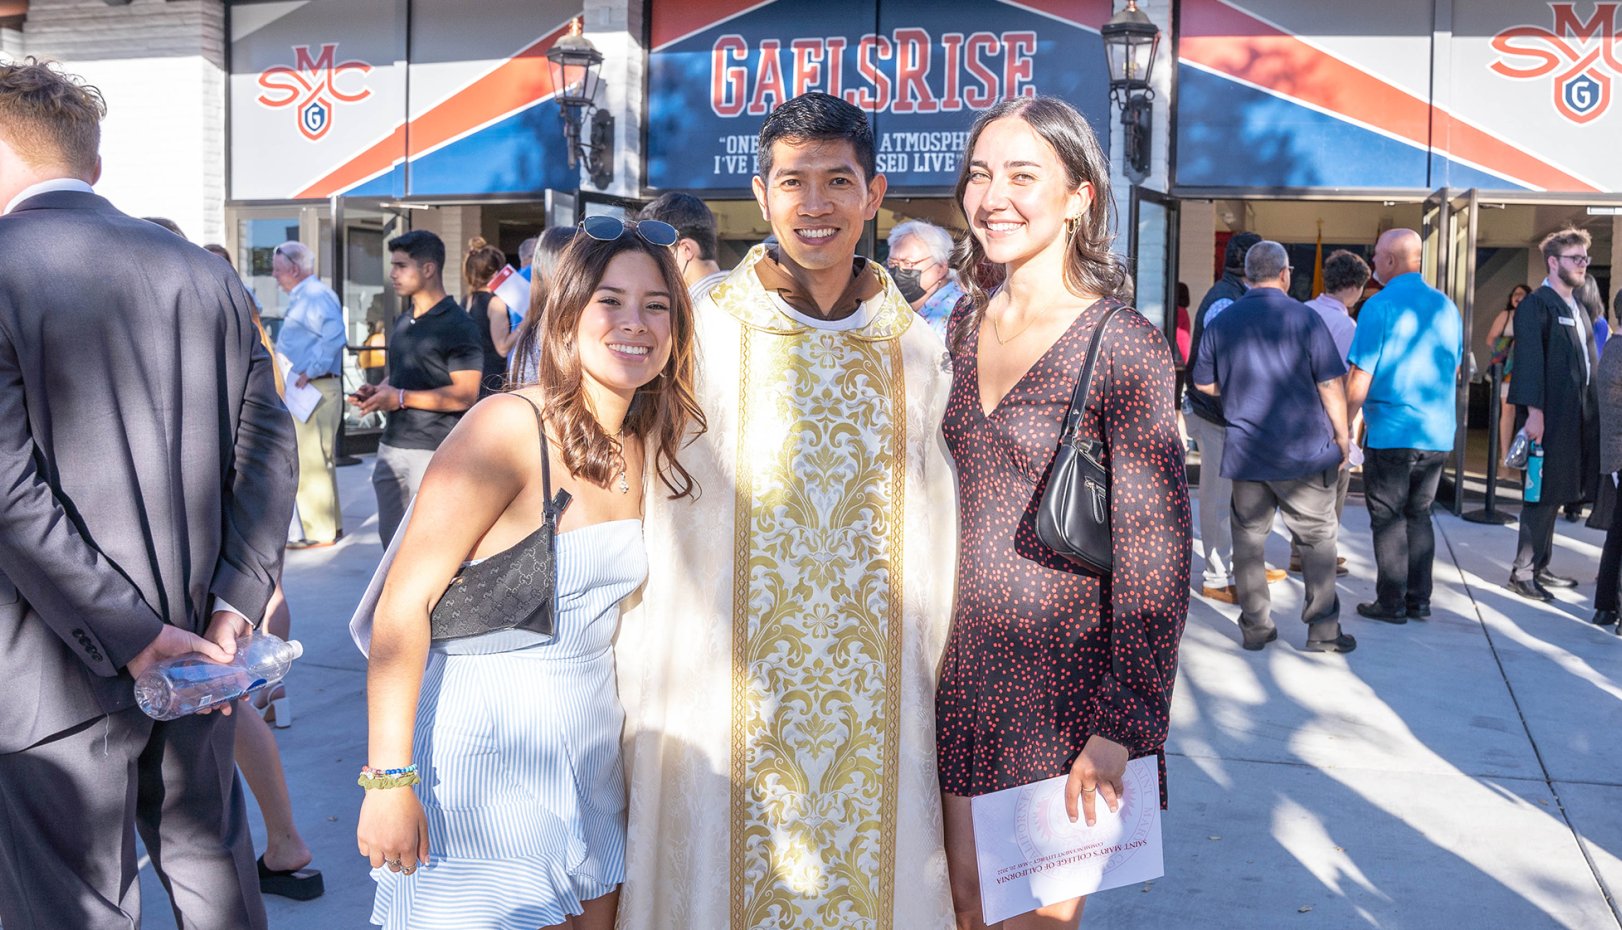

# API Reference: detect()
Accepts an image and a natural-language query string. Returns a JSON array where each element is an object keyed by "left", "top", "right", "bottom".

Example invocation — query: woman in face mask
[{"left": 886, "top": 219, "right": 966, "bottom": 343}]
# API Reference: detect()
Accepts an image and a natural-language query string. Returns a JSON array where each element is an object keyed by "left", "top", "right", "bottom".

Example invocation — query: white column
[
  {"left": 16, "top": 0, "right": 227, "bottom": 243},
  {"left": 1105, "top": 0, "right": 1174, "bottom": 287},
  {"left": 583, "top": 0, "right": 642, "bottom": 198}
]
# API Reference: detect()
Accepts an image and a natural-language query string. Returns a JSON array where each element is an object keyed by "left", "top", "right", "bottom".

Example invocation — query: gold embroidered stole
[{"left": 720, "top": 248, "right": 912, "bottom": 929}]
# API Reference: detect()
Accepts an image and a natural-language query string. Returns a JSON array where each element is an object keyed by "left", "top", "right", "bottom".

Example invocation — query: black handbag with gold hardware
[{"left": 1035, "top": 302, "right": 1121, "bottom": 575}]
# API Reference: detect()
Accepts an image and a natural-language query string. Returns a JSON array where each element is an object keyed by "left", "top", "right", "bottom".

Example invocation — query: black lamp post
[
  {"left": 546, "top": 17, "right": 614, "bottom": 190},
  {"left": 1101, "top": 0, "right": 1161, "bottom": 182}
]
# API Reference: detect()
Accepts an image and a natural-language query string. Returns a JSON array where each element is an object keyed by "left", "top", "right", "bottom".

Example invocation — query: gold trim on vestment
[
  {"left": 729, "top": 323, "right": 754, "bottom": 930},
  {"left": 876, "top": 335, "right": 907, "bottom": 928},
  {"left": 726, "top": 311, "right": 908, "bottom": 929}
]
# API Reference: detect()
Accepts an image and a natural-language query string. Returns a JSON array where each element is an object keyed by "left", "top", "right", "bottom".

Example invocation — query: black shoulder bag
[
  {"left": 1035, "top": 303, "right": 1122, "bottom": 575},
  {"left": 428, "top": 395, "right": 572, "bottom": 641}
]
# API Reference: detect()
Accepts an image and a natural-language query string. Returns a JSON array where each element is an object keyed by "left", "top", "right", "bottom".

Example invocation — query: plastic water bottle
[
  {"left": 134, "top": 633, "right": 304, "bottom": 721},
  {"left": 1525, "top": 443, "right": 1545, "bottom": 504}
]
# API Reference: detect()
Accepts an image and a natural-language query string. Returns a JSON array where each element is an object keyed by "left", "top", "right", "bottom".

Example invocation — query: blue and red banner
[
  {"left": 646, "top": 0, "right": 1113, "bottom": 192},
  {"left": 1174, "top": 0, "right": 1620, "bottom": 193}
]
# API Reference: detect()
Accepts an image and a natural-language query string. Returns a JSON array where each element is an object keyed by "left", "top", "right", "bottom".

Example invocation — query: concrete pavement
[{"left": 135, "top": 458, "right": 1622, "bottom": 929}]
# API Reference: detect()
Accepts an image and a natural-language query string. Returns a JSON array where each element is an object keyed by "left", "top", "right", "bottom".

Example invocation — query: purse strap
[
  {"left": 510, "top": 394, "right": 569, "bottom": 521},
  {"left": 1062, "top": 301, "right": 1123, "bottom": 439}
]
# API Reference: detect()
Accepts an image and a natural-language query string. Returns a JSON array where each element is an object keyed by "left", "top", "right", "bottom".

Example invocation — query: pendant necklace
[{"left": 613, "top": 431, "right": 630, "bottom": 494}]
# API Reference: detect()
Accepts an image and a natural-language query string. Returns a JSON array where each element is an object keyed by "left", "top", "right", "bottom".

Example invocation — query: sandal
[
  {"left": 258, "top": 855, "right": 324, "bottom": 901},
  {"left": 252, "top": 684, "right": 292, "bottom": 729}
]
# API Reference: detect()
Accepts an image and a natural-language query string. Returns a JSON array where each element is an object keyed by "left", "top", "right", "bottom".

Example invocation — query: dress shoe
[
  {"left": 1287, "top": 559, "right": 1347, "bottom": 577},
  {"left": 1305, "top": 626, "right": 1358, "bottom": 653},
  {"left": 1505, "top": 579, "right": 1553, "bottom": 602},
  {"left": 1201, "top": 584, "right": 1238, "bottom": 604},
  {"left": 1241, "top": 628, "right": 1278, "bottom": 651},
  {"left": 1407, "top": 602, "right": 1431, "bottom": 619},
  {"left": 287, "top": 530, "right": 343, "bottom": 551},
  {"left": 1591, "top": 609, "right": 1619, "bottom": 627},
  {"left": 1534, "top": 570, "right": 1577, "bottom": 588},
  {"left": 1356, "top": 601, "right": 1409, "bottom": 624}
]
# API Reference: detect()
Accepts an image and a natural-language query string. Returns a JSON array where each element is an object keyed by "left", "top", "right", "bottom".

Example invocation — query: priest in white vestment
[{"left": 615, "top": 93, "right": 957, "bottom": 930}]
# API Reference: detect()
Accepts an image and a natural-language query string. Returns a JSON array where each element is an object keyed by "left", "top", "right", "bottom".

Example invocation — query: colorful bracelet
[
  {"left": 358, "top": 764, "right": 421, "bottom": 790},
  {"left": 397, "top": 388, "right": 407, "bottom": 411}
]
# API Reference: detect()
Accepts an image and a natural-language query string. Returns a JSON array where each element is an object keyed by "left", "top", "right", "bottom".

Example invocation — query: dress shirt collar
[
  {"left": 1309, "top": 292, "right": 1349, "bottom": 315},
  {"left": 4, "top": 177, "right": 95, "bottom": 215}
]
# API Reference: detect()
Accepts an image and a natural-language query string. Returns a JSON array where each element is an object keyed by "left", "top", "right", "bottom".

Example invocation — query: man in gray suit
[{"left": 0, "top": 60, "right": 296, "bottom": 929}]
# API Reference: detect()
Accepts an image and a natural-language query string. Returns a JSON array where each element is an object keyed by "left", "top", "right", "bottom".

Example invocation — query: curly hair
[
  {"left": 0, "top": 58, "right": 106, "bottom": 175},
  {"left": 507, "top": 229, "right": 705, "bottom": 500}
]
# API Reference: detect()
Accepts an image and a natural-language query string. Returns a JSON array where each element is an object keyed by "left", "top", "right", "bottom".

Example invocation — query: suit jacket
[
  {"left": 1507, "top": 284, "right": 1599, "bottom": 504},
  {"left": 0, "top": 191, "right": 297, "bottom": 751}
]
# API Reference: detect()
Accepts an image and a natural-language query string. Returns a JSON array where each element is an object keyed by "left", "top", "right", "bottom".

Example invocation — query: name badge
[{"left": 1559, "top": 316, "right": 1577, "bottom": 326}]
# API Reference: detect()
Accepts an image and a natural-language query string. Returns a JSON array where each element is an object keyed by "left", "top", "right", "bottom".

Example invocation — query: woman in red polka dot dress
[{"left": 935, "top": 96, "right": 1192, "bottom": 930}]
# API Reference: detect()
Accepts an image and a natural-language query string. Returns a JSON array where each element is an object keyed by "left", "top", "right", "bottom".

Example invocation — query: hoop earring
[{"left": 1065, "top": 216, "right": 1081, "bottom": 241}]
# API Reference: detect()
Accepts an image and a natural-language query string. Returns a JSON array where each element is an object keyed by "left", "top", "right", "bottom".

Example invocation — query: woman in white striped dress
[{"left": 357, "top": 219, "right": 703, "bottom": 930}]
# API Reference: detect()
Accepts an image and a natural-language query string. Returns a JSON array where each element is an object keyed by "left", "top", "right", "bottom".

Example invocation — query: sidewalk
[{"left": 138, "top": 460, "right": 1622, "bottom": 929}]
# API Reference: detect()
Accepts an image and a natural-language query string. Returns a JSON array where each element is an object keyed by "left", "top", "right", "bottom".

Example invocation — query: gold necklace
[{"left": 990, "top": 312, "right": 1039, "bottom": 345}]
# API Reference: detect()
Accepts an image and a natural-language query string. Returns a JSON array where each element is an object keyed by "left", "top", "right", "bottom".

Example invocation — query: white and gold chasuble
[{"left": 616, "top": 247, "right": 957, "bottom": 930}]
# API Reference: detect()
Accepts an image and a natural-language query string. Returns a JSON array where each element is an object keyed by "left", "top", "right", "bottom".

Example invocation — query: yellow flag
[{"left": 1311, "top": 220, "right": 1325, "bottom": 296}]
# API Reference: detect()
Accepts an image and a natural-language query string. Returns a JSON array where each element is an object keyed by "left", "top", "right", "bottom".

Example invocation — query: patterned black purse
[
  {"left": 1035, "top": 303, "right": 1121, "bottom": 575},
  {"left": 428, "top": 395, "right": 571, "bottom": 642}
]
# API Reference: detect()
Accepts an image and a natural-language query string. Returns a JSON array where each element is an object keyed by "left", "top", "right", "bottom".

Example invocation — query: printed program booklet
[{"left": 970, "top": 756, "right": 1164, "bottom": 924}]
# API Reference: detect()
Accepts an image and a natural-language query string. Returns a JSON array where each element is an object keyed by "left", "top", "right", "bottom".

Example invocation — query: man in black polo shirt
[{"left": 350, "top": 229, "right": 483, "bottom": 545}]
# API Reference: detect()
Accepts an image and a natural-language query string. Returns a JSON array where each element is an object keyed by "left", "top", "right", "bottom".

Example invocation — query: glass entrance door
[
  {"left": 1130, "top": 187, "right": 1180, "bottom": 346},
  {"left": 331, "top": 199, "right": 410, "bottom": 452},
  {"left": 1422, "top": 187, "right": 1480, "bottom": 514}
]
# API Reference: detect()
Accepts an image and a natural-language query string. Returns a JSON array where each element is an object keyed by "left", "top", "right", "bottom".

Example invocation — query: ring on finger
[{"left": 1081, "top": 785, "right": 1096, "bottom": 794}]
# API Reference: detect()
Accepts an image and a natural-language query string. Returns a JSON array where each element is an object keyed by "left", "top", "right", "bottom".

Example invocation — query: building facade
[{"left": 5, "top": 0, "right": 1619, "bottom": 480}]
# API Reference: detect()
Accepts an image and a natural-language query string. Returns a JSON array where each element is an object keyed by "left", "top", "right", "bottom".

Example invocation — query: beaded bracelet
[{"left": 358, "top": 764, "right": 421, "bottom": 790}]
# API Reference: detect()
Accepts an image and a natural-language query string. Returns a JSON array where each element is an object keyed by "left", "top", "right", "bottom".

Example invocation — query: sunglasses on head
[{"left": 578, "top": 216, "right": 679, "bottom": 248}]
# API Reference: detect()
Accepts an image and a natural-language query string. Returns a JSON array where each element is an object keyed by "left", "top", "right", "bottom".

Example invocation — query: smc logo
[
  {"left": 257, "top": 44, "right": 373, "bottom": 141},
  {"left": 1490, "top": 3, "right": 1622, "bottom": 125}
]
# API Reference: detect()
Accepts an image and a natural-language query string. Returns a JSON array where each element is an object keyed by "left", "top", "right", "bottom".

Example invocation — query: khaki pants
[{"left": 293, "top": 377, "right": 343, "bottom": 542}]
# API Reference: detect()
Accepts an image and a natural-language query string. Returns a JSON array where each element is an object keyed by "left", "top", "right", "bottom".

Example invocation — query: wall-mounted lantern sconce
[
  {"left": 546, "top": 17, "right": 614, "bottom": 190},
  {"left": 1101, "top": 0, "right": 1161, "bottom": 182}
]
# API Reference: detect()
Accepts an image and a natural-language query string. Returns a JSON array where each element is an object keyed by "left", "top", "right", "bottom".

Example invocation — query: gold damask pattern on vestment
[{"left": 728, "top": 316, "right": 908, "bottom": 930}]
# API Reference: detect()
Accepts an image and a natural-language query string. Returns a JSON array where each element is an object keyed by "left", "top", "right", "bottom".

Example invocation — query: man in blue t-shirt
[
  {"left": 1346, "top": 229, "right": 1463, "bottom": 623},
  {"left": 1193, "top": 240, "right": 1354, "bottom": 654}
]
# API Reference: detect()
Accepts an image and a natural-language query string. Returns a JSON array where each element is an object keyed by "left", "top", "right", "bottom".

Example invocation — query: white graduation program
[{"left": 971, "top": 756, "right": 1164, "bottom": 925}]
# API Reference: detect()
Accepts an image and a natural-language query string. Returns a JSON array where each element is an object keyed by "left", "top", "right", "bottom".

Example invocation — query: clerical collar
[{"left": 753, "top": 248, "right": 882, "bottom": 321}]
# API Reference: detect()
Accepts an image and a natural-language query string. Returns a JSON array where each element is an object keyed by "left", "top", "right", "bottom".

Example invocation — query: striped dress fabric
[{"left": 370, "top": 518, "right": 646, "bottom": 929}]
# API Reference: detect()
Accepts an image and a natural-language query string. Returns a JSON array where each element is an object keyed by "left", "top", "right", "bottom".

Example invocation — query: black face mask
[{"left": 892, "top": 267, "right": 927, "bottom": 302}]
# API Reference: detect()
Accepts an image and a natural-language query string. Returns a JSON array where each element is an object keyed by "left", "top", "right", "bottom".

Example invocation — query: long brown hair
[
  {"left": 508, "top": 229, "right": 705, "bottom": 500},
  {"left": 949, "top": 96, "right": 1129, "bottom": 352}
]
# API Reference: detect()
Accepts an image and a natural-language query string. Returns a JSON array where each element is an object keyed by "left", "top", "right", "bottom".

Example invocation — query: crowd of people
[{"left": 0, "top": 51, "right": 1617, "bottom": 930}]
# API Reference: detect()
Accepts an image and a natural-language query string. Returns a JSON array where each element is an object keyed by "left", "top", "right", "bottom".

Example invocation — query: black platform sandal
[{"left": 258, "top": 855, "right": 325, "bottom": 901}]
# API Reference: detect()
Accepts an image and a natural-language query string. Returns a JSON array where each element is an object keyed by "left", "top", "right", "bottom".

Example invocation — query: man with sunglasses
[
  {"left": 615, "top": 92, "right": 957, "bottom": 930},
  {"left": 1505, "top": 227, "right": 1601, "bottom": 600}
]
